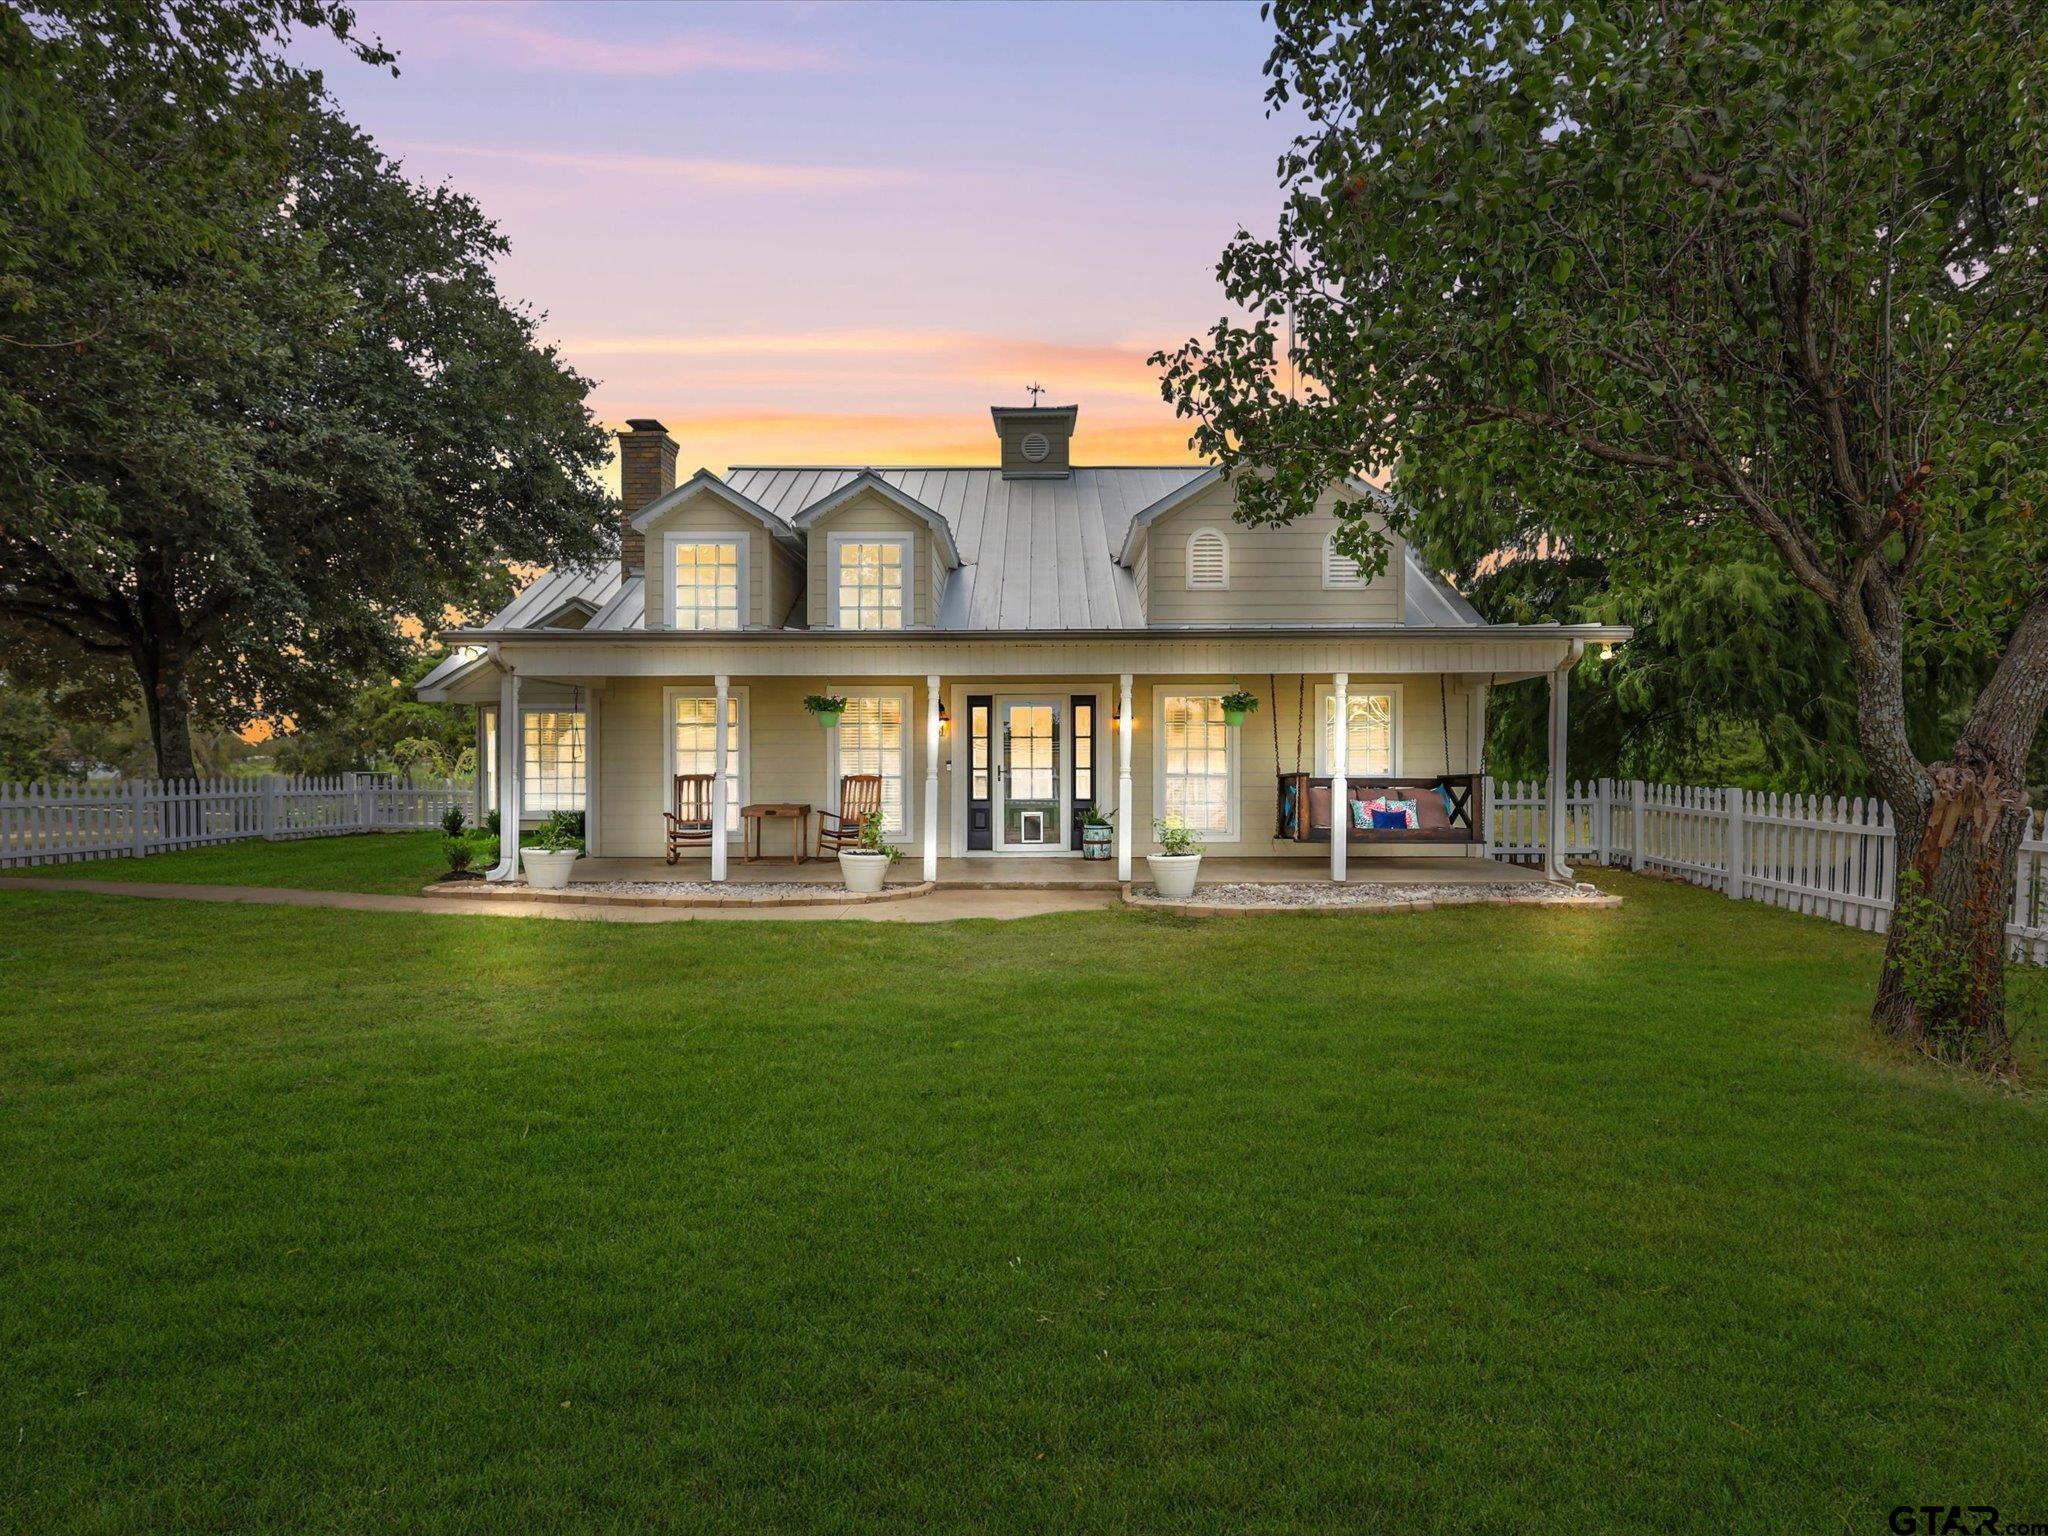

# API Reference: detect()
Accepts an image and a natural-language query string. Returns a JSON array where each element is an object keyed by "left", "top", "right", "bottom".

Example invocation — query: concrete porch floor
[{"left": 571, "top": 853, "right": 1553, "bottom": 890}]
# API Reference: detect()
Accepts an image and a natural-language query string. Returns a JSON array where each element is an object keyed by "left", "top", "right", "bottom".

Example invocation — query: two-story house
[{"left": 417, "top": 403, "right": 1628, "bottom": 885}]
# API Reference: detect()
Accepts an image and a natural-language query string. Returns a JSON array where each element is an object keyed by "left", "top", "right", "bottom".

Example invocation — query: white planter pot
[
  {"left": 1147, "top": 853, "right": 1202, "bottom": 899},
  {"left": 838, "top": 850, "right": 893, "bottom": 894},
  {"left": 521, "top": 848, "right": 580, "bottom": 890}
]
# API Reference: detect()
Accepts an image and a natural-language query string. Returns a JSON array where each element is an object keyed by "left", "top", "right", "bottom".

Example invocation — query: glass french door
[{"left": 995, "top": 699, "right": 1066, "bottom": 850}]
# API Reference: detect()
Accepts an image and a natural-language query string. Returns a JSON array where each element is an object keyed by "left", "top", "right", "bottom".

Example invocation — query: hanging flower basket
[
  {"left": 804, "top": 694, "right": 848, "bottom": 729},
  {"left": 1220, "top": 689, "right": 1260, "bottom": 729}
]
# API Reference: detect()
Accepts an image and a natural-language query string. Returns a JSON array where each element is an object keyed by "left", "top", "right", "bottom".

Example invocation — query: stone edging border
[
  {"left": 419, "top": 880, "right": 938, "bottom": 909},
  {"left": 1122, "top": 888, "right": 1625, "bottom": 917}
]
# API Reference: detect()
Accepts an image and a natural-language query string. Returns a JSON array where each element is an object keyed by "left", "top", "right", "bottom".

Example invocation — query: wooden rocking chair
[
  {"left": 664, "top": 773, "right": 716, "bottom": 864},
  {"left": 816, "top": 774, "right": 884, "bottom": 857}
]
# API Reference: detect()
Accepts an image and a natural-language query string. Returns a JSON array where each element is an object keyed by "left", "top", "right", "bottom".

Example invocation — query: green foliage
[
  {"left": 1154, "top": 819, "right": 1205, "bottom": 857},
  {"left": 854, "top": 809, "right": 902, "bottom": 862},
  {"left": 1156, "top": 0, "right": 2047, "bottom": 791},
  {"left": 803, "top": 695, "right": 848, "bottom": 716},
  {"left": 270, "top": 650, "right": 476, "bottom": 777},
  {"left": 439, "top": 806, "right": 467, "bottom": 839},
  {"left": 441, "top": 837, "right": 473, "bottom": 875},
  {"left": 1219, "top": 689, "right": 1261, "bottom": 716},
  {"left": 1079, "top": 806, "right": 1116, "bottom": 828},
  {"left": 1887, "top": 871, "right": 1983, "bottom": 1060},
  {"left": 0, "top": 1, "right": 614, "bottom": 778},
  {"left": 521, "top": 811, "right": 583, "bottom": 855}
]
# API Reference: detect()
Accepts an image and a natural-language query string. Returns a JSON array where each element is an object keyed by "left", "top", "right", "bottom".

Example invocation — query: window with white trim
[
  {"left": 1159, "top": 695, "right": 1235, "bottom": 838},
  {"left": 832, "top": 691, "right": 909, "bottom": 835},
  {"left": 1315, "top": 687, "right": 1398, "bottom": 776},
  {"left": 832, "top": 536, "right": 908, "bottom": 629},
  {"left": 1322, "top": 529, "right": 1367, "bottom": 588},
  {"left": 670, "top": 692, "right": 745, "bottom": 833},
  {"left": 668, "top": 537, "right": 743, "bottom": 630},
  {"left": 521, "top": 708, "right": 585, "bottom": 815},
  {"left": 1185, "top": 527, "right": 1228, "bottom": 590}
]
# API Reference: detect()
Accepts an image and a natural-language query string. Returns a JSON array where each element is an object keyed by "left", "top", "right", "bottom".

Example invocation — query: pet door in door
[{"left": 1018, "top": 809, "right": 1046, "bottom": 844}]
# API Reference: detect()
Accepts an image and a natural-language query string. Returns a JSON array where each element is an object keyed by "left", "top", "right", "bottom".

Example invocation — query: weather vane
[{"left": 1025, "top": 382, "right": 1045, "bottom": 406}]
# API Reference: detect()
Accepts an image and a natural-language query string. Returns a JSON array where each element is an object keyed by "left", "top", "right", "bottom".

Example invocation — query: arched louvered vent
[
  {"left": 1186, "top": 527, "right": 1229, "bottom": 590},
  {"left": 1323, "top": 530, "right": 1366, "bottom": 588}
]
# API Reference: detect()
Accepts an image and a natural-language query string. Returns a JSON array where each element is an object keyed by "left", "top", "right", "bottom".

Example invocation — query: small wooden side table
[{"left": 741, "top": 802, "right": 811, "bottom": 864}]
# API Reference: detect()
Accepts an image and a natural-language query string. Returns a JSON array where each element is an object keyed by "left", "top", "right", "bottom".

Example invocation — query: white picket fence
[
  {"left": 0, "top": 775, "right": 475, "bottom": 869},
  {"left": 1487, "top": 777, "right": 2048, "bottom": 965}
]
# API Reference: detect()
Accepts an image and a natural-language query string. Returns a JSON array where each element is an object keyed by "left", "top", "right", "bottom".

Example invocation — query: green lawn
[
  {"left": 2, "top": 853, "right": 2045, "bottom": 1533},
  {"left": 5, "top": 829, "right": 456, "bottom": 893}
]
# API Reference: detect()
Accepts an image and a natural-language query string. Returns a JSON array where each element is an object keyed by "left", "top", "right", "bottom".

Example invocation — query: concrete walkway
[{"left": 0, "top": 877, "right": 1117, "bottom": 924}]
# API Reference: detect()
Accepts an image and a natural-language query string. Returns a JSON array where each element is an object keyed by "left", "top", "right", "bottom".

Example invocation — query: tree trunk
[
  {"left": 134, "top": 635, "right": 197, "bottom": 781},
  {"left": 1845, "top": 586, "right": 2043, "bottom": 1069}
]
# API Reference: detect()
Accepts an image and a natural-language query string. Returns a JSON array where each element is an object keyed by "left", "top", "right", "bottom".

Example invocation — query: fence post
[
  {"left": 1482, "top": 775, "right": 1497, "bottom": 859},
  {"left": 261, "top": 776, "right": 278, "bottom": 840},
  {"left": 1725, "top": 786, "right": 1746, "bottom": 901},
  {"left": 1629, "top": 781, "right": 1646, "bottom": 872},
  {"left": 129, "top": 779, "right": 149, "bottom": 859},
  {"left": 1593, "top": 778, "right": 1611, "bottom": 866}
]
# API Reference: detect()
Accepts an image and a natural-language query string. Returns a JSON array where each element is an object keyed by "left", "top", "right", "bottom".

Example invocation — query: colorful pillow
[
  {"left": 1437, "top": 785, "right": 1458, "bottom": 821},
  {"left": 1370, "top": 808, "right": 1407, "bottom": 829},
  {"left": 1351, "top": 796, "right": 1390, "bottom": 830}
]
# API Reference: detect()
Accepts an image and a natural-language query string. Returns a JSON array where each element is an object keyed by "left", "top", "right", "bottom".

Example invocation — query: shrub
[
  {"left": 440, "top": 806, "right": 468, "bottom": 838},
  {"left": 469, "top": 834, "right": 500, "bottom": 868},
  {"left": 483, "top": 809, "right": 501, "bottom": 836},
  {"left": 1154, "top": 818, "right": 1205, "bottom": 857},
  {"left": 443, "top": 837, "right": 474, "bottom": 874}
]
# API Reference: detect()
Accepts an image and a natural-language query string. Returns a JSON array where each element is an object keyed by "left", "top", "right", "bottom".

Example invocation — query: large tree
[
  {"left": 0, "top": 1, "right": 613, "bottom": 779},
  {"left": 1156, "top": 0, "right": 2048, "bottom": 1064}
]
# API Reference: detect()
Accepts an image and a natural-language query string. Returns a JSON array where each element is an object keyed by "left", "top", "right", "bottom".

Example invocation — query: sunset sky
[{"left": 298, "top": 0, "right": 1293, "bottom": 483}]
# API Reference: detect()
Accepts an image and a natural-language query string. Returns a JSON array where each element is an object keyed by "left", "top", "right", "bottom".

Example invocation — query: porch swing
[{"left": 1273, "top": 674, "right": 1486, "bottom": 845}]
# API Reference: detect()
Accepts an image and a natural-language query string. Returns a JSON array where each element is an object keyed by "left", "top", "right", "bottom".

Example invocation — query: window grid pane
[
  {"left": 522, "top": 710, "right": 585, "bottom": 815},
  {"left": 1322, "top": 693, "right": 1394, "bottom": 775},
  {"left": 836, "top": 541, "right": 906, "bottom": 630},
  {"left": 672, "top": 696, "right": 742, "bottom": 831},
  {"left": 839, "top": 695, "right": 906, "bottom": 834},
  {"left": 1162, "top": 696, "right": 1231, "bottom": 834},
  {"left": 674, "top": 540, "right": 741, "bottom": 630}
]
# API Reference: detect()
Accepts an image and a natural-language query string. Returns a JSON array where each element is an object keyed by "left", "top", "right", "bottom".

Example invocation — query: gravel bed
[{"left": 1133, "top": 880, "right": 1605, "bottom": 907}]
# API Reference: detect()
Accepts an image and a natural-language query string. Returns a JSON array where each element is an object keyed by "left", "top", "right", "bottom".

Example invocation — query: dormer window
[
  {"left": 831, "top": 534, "right": 908, "bottom": 629},
  {"left": 665, "top": 536, "right": 744, "bottom": 629},
  {"left": 1323, "top": 530, "right": 1366, "bottom": 589},
  {"left": 1186, "top": 527, "right": 1229, "bottom": 590}
]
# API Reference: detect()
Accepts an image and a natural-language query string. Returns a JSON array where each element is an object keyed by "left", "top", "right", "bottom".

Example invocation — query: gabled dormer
[
  {"left": 631, "top": 469, "right": 805, "bottom": 631},
  {"left": 1116, "top": 470, "right": 1406, "bottom": 626},
  {"left": 794, "top": 473, "right": 961, "bottom": 629}
]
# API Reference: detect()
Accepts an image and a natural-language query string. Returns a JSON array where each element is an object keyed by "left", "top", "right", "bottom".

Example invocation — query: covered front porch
[{"left": 568, "top": 852, "right": 1556, "bottom": 890}]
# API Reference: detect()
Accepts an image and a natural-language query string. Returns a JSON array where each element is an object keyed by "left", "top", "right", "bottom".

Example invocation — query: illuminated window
[
  {"left": 832, "top": 536, "right": 908, "bottom": 629},
  {"left": 521, "top": 709, "right": 585, "bottom": 815},
  {"left": 833, "top": 691, "right": 908, "bottom": 835},
  {"left": 1315, "top": 687, "right": 1397, "bottom": 775},
  {"left": 1159, "top": 695, "right": 1235, "bottom": 838},
  {"left": 668, "top": 537, "right": 743, "bottom": 629},
  {"left": 1073, "top": 700, "right": 1094, "bottom": 803},
  {"left": 669, "top": 692, "right": 745, "bottom": 832}
]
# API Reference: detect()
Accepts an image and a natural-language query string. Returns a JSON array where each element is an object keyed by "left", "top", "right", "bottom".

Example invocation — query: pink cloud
[
  {"left": 400, "top": 143, "right": 925, "bottom": 193},
  {"left": 449, "top": 11, "right": 850, "bottom": 76}
]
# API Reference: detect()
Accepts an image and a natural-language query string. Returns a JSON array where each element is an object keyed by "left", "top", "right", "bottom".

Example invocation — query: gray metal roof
[{"left": 471, "top": 466, "right": 1482, "bottom": 634}]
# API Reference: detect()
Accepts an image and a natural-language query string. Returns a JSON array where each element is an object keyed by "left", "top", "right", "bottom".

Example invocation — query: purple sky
[{"left": 299, "top": 0, "right": 1290, "bottom": 481}]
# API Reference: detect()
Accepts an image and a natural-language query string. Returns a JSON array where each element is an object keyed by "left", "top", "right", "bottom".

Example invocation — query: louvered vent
[
  {"left": 1323, "top": 532, "right": 1365, "bottom": 588},
  {"left": 1186, "top": 528, "right": 1228, "bottom": 589}
]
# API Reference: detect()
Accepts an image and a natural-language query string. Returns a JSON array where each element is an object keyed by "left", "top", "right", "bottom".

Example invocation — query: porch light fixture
[
  {"left": 1600, "top": 642, "right": 1615, "bottom": 661},
  {"left": 938, "top": 699, "right": 951, "bottom": 735}
]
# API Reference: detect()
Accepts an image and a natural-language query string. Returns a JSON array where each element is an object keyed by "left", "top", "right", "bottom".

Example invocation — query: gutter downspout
[
  {"left": 1546, "top": 640, "right": 1585, "bottom": 882},
  {"left": 485, "top": 646, "right": 522, "bottom": 882}
]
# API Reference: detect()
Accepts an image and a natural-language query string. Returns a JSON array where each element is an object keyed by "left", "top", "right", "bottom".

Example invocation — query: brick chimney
[{"left": 617, "top": 419, "right": 678, "bottom": 577}]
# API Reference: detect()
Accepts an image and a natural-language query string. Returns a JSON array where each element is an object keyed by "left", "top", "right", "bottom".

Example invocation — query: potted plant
[
  {"left": 804, "top": 693, "right": 848, "bottom": 730},
  {"left": 1220, "top": 688, "right": 1260, "bottom": 729},
  {"left": 838, "top": 809, "right": 901, "bottom": 893},
  {"left": 520, "top": 811, "right": 584, "bottom": 890},
  {"left": 1079, "top": 806, "right": 1115, "bottom": 861},
  {"left": 1147, "top": 818, "right": 1206, "bottom": 898}
]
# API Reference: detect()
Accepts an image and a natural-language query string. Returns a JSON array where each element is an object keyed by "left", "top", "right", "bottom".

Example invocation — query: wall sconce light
[
  {"left": 1600, "top": 642, "right": 1615, "bottom": 661},
  {"left": 938, "top": 700, "right": 951, "bottom": 736}
]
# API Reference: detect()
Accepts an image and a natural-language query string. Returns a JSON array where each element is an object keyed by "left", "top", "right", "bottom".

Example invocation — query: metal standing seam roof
[{"left": 468, "top": 466, "right": 1484, "bottom": 635}]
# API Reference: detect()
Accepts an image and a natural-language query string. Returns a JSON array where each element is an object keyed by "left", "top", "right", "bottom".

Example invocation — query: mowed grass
[
  {"left": 1, "top": 861, "right": 2045, "bottom": 1534},
  {"left": 4, "top": 829, "right": 455, "bottom": 894}
]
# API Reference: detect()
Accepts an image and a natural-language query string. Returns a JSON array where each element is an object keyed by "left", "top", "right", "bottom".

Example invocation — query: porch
[{"left": 569, "top": 852, "right": 1555, "bottom": 891}]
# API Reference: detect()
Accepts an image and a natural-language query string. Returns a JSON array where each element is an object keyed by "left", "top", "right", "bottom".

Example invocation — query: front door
[{"left": 995, "top": 699, "right": 1066, "bottom": 851}]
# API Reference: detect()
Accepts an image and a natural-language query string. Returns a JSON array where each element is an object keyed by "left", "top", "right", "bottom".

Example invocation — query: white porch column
[
  {"left": 923, "top": 674, "right": 940, "bottom": 882},
  {"left": 582, "top": 689, "right": 600, "bottom": 858},
  {"left": 1546, "top": 643, "right": 1583, "bottom": 882},
  {"left": 1116, "top": 673, "right": 1134, "bottom": 882},
  {"left": 711, "top": 674, "right": 730, "bottom": 883},
  {"left": 485, "top": 665, "right": 521, "bottom": 882},
  {"left": 1330, "top": 672, "right": 1348, "bottom": 882}
]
